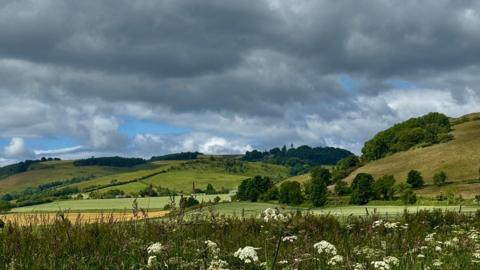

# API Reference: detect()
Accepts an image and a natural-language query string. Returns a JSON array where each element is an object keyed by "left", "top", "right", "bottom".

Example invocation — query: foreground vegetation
[{"left": 2, "top": 209, "right": 480, "bottom": 269}]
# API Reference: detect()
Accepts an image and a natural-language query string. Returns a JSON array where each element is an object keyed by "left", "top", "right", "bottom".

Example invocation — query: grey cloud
[{"left": 0, "top": 0, "right": 479, "bottom": 159}]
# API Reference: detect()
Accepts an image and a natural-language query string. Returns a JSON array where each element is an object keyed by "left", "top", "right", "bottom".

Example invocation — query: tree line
[{"left": 236, "top": 168, "right": 450, "bottom": 206}]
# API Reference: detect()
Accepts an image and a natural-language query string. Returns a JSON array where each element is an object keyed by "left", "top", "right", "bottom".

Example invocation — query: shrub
[
  {"left": 179, "top": 196, "right": 199, "bottom": 209},
  {"left": 279, "top": 181, "right": 303, "bottom": 205},
  {"left": 433, "top": 171, "right": 447, "bottom": 187},
  {"left": 334, "top": 180, "right": 350, "bottom": 196},
  {"left": 372, "top": 175, "right": 396, "bottom": 200},
  {"left": 309, "top": 167, "right": 330, "bottom": 207},
  {"left": 407, "top": 170, "right": 424, "bottom": 188},
  {"left": 350, "top": 173, "right": 374, "bottom": 205}
]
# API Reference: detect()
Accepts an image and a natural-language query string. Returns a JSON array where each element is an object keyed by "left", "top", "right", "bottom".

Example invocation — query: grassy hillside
[
  {"left": 345, "top": 114, "right": 480, "bottom": 196},
  {"left": 0, "top": 160, "right": 150, "bottom": 193},
  {"left": 0, "top": 156, "right": 289, "bottom": 201},
  {"left": 95, "top": 159, "right": 289, "bottom": 195}
]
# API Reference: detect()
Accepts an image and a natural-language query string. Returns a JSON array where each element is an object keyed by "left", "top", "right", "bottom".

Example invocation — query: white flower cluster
[
  {"left": 372, "top": 220, "right": 383, "bottom": 228},
  {"left": 262, "top": 208, "right": 287, "bottom": 222},
  {"left": 208, "top": 259, "right": 229, "bottom": 270},
  {"left": 234, "top": 246, "right": 260, "bottom": 264},
  {"left": 147, "top": 256, "right": 157, "bottom": 269},
  {"left": 205, "top": 240, "right": 220, "bottom": 257},
  {"left": 147, "top": 242, "right": 164, "bottom": 255},
  {"left": 371, "top": 256, "right": 399, "bottom": 270},
  {"left": 327, "top": 255, "right": 344, "bottom": 266},
  {"left": 313, "top": 240, "right": 337, "bottom": 256},
  {"left": 282, "top": 235, "right": 298, "bottom": 243}
]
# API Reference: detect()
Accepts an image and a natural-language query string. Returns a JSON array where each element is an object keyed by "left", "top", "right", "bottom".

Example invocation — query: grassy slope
[
  {"left": 97, "top": 161, "right": 289, "bottom": 194},
  {"left": 345, "top": 115, "right": 480, "bottom": 197},
  {"left": 0, "top": 161, "right": 142, "bottom": 193}
]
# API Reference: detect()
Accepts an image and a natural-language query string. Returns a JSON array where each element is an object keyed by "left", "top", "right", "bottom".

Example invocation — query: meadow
[
  {"left": 2, "top": 208, "right": 480, "bottom": 269},
  {"left": 12, "top": 194, "right": 231, "bottom": 212}
]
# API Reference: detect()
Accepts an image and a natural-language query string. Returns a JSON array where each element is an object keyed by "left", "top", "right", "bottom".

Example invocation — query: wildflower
[
  {"left": 205, "top": 240, "right": 220, "bottom": 257},
  {"left": 473, "top": 252, "right": 480, "bottom": 259},
  {"left": 313, "top": 240, "right": 337, "bottom": 256},
  {"left": 234, "top": 246, "right": 260, "bottom": 264},
  {"left": 147, "top": 256, "right": 157, "bottom": 268},
  {"left": 282, "top": 235, "right": 298, "bottom": 243},
  {"left": 434, "top": 246, "right": 442, "bottom": 252},
  {"left": 278, "top": 260, "right": 288, "bottom": 265},
  {"left": 432, "top": 259, "right": 443, "bottom": 267},
  {"left": 372, "top": 220, "right": 383, "bottom": 228},
  {"left": 383, "top": 256, "right": 399, "bottom": 266},
  {"left": 327, "top": 255, "right": 344, "bottom": 266},
  {"left": 147, "top": 243, "right": 164, "bottom": 255},
  {"left": 384, "top": 222, "right": 399, "bottom": 229},
  {"left": 425, "top": 233, "right": 436, "bottom": 243},
  {"left": 262, "top": 208, "right": 287, "bottom": 222},
  {"left": 417, "top": 254, "right": 425, "bottom": 258},
  {"left": 208, "top": 259, "right": 229, "bottom": 270},
  {"left": 353, "top": 263, "right": 365, "bottom": 270},
  {"left": 371, "top": 261, "right": 390, "bottom": 270}
]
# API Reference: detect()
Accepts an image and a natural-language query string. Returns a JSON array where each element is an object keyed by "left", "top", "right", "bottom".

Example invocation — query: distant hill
[
  {"left": 150, "top": 152, "right": 202, "bottom": 161},
  {"left": 345, "top": 113, "right": 480, "bottom": 197},
  {"left": 244, "top": 145, "right": 353, "bottom": 165}
]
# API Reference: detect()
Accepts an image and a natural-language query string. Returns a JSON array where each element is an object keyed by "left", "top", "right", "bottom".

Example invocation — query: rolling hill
[{"left": 345, "top": 113, "right": 480, "bottom": 197}]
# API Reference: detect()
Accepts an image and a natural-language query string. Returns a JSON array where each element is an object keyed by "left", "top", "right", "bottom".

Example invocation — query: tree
[
  {"left": 279, "top": 181, "right": 303, "bottom": 205},
  {"left": 0, "top": 200, "right": 12, "bottom": 213},
  {"left": 236, "top": 176, "right": 273, "bottom": 202},
  {"left": 433, "top": 171, "right": 447, "bottom": 187},
  {"left": 334, "top": 180, "right": 350, "bottom": 196},
  {"left": 350, "top": 173, "right": 374, "bottom": 205},
  {"left": 205, "top": 183, "right": 217, "bottom": 194},
  {"left": 179, "top": 196, "right": 199, "bottom": 209},
  {"left": 309, "top": 167, "right": 331, "bottom": 206},
  {"left": 400, "top": 188, "right": 417, "bottom": 205},
  {"left": 372, "top": 175, "right": 396, "bottom": 200},
  {"left": 261, "top": 186, "right": 279, "bottom": 202},
  {"left": 139, "top": 184, "right": 158, "bottom": 197},
  {"left": 407, "top": 170, "right": 424, "bottom": 188}
]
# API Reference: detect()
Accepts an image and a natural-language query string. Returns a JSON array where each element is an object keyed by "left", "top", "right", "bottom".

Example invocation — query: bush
[
  {"left": 309, "top": 167, "right": 330, "bottom": 206},
  {"left": 179, "top": 196, "right": 199, "bottom": 209},
  {"left": 236, "top": 176, "right": 272, "bottom": 202},
  {"left": 372, "top": 175, "right": 396, "bottom": 200},
  {"left": 0, "top": 200, "right": 12, "bottom": 213},
  {"left": 205, "top": 183, "right": 217, "bottom": 195},
  {"left": 401, "top": 188, "right": 417, "bottom": 205},
  {"left": 334, "top": 180, "right": 350, "bottom": 196},
  {"left": 433, "top": 171, "right": 447, "bottom": 187},
  {"left": 279, "top": 181, "right": 303, "bottom": 205},
  {"left": 407, "top": 170, "right": 424, "bottom": 188},
  {"left": 261, "top": 186, "right": 279, "bottom": 202},
  {"left": 350, "top": 173, "right": 374, "bottom": 205},
  {"left": 139, "top": 185, "right": 158, "bottom": 197}
]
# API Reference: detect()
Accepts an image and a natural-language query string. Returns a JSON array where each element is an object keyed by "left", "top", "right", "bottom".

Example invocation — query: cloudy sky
[{"left": 0, "top": 0, "right": 479, "bottom": 164}]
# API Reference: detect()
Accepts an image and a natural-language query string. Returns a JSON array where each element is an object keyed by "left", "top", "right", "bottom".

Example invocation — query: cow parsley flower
[
  {"left": 371, "top": 261, "right": 390, "bottom": 270},
  {"left": 282, "top": 236, "right": 298, "bottom": 242},
  {"left": 208, "top": 259, "right": 229, "bottom": 270},
  {"left": 313, "top": 240, "right": 337, "bottom": 256},
  {"left": 353, "top": 263, "right": 365, "bottom": 270},
  {"left": 372, "top": 220, "right": 384, "bottom": 228},
  {"left": 327, "top": 255, "right": 344, "bottom": 266},
  {"left": 147, "top": 256, "right": 157, "bottom": 268},
  {"left": 383, "top": 256, "right": 399, "bottom": 266},
  {"left": 262, "top": 208, "right": 287, "bottom": 222},
  {"left": 234, "top": 246, "right": 260, "bottom": 264},
  {"left": 432, "top": 259, "right": 443, "bottom": 267},
  {"left": 147, "top": 243, "right": 164, "bottom": 255}
]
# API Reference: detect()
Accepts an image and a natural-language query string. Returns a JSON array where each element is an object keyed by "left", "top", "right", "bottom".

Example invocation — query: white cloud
[{"left": 3, "top": 137, "right": 34, "bottom": 159}]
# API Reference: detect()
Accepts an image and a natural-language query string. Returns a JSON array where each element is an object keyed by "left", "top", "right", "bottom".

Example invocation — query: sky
[{"left": 0, "top": 0, "right": 479, "bottom": 165}]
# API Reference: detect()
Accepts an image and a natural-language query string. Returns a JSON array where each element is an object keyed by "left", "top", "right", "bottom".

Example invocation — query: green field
[
  {"left": 12, "top": 194, "right": 231, "bottom": 212},
  {"left": 185, "top": 201, "right": 480, "bottom": 218},
  {"left": 344, "top": 117, "right": 480, "bottom": 197}
]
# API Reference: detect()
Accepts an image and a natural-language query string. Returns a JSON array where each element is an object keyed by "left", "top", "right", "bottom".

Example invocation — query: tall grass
[{"left": 1, "top": 209, "right": 480, "bottom": 269}]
